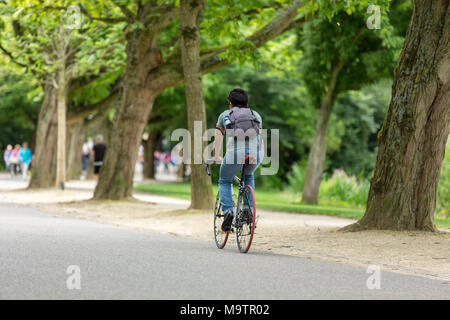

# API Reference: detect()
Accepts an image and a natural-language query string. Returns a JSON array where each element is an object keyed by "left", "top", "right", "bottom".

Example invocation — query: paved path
[{"left": 0, "top": 203, "right": 449, "bottom": 299}]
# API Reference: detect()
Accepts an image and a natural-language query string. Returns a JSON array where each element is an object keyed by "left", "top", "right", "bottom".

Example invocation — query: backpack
[{"left": 226, "top": 107, "right": 260, "bottom": 139}]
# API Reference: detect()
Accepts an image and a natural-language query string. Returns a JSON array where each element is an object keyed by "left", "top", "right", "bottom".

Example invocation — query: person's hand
[{"left": 213, "top": 155, "right": 223, "bottom": 163}]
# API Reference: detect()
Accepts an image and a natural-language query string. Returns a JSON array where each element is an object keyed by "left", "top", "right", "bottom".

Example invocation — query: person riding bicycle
[{"left": 213, "top": 88, "right": 263, "bottom": 232}]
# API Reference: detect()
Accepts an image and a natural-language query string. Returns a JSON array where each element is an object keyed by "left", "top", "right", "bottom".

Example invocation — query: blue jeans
[{"left": 219, "top": 148, "right": 262, "bottom": 214}]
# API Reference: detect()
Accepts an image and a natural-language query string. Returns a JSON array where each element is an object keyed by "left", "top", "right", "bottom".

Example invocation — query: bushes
[
  {"left": 288, "top": 138, "right": 449, "bottom": 214},
  {"left": 437, "top": 138, "right": 450, "bottom": 218},
  {"left": 286, "top": 163, "right": 305, "bottom": 194},
  {"left": 319, "top": 169, "right": 370, "bottom": 207},
  {"left": 287, "top": 165, "right": 370, "bottom": 208}
]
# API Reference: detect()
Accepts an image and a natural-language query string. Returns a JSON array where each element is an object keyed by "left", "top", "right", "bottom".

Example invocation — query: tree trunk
[
  {"left": 302, "top": 60, "right": 345, "bottom": 204},
  {"left": 177, "top": 162, "right": 186, "bottom": 181},
  {"left": 93, "top": 1, "right": 302, "bottom": 200},
  {"left": 66, "top": 120, "right": 85, "bottom": 181},
  {"left": 28, "top": 81, "right": 58, "bottom": 189},
  {"left": 180, "top": 0, "right": 214, "bottom": 210},
  {"left": 143, "top": 129, "right": 160, "bottom": 179},
  {"left": 56, "top": 63, "right": 67, "bottom": 188},
  {"left": 347, "top": 0, "right": 450, "bottom": 231},
  {"left": 93, "top": 30, "right": 162, "bottom": 200}
]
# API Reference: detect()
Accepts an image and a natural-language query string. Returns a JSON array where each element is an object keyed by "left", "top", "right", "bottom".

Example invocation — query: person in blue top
[
  {"left": 19, "top": 142, "right": 32, "bottom": 181},
  {"left": 212, "top": 88, "right": 264, "bottom": 231}
]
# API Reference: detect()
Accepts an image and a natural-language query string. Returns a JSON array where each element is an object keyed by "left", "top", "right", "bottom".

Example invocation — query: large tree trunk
[
  {"left": 93, "top": 30, "right": 162, "bottom": 200},
  {"left": 66, "top": 121, "right": 85, "bottom": 181},
  {"left": 302, "top": 60, "right": 345, "bottom": 204},
  {"left": 28, "top": 81, "right": 58, "bottom": 189},
  {"left": 348, "top": 0, "right": 450, "bottom": 231},
  {"left": 56, "top": 63, "right": 68, "bottom": 188},
  {"left": 180, "top": 0, "right": 214, "bottom": 210},
  {"left": 143, "top": 129, "right": 160, "bottom": 179},
  {"left": 93, "top": 1, "right": 302, "bottom": 200}
]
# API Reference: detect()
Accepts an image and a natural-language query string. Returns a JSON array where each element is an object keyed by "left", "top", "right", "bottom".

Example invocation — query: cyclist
[{"left": 212, "top": 88, "right": 263, "bottom": 231}]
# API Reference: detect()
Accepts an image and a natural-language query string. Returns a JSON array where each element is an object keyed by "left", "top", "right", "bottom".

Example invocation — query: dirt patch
[{"left": 1, "top": 186, "right": 449, "bottom": 281}]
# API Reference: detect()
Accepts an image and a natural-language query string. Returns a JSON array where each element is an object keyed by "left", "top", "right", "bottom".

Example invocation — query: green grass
[
  {"left": 135, "top": 182, "right": 364, "bottom": 220},
  {"left": 135, "top": 181, "right": 450, "bottom": 229}
]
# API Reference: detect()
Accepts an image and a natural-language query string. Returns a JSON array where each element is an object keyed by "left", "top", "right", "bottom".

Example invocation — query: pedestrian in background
[
  {"left": 9, "top": 144, "right": 20, "bottom": 178},
  {"left": 3, "top": 144, "right": 12, "bottom": 173},
  {"left": 92, "top": 135, "right": 106, "bottom": 182},
  {"left": 19, "top": 142, "right": 32, "bottom": 181},
  {"left": 81, "top": 141, "right": 90, "bottom": 180}
]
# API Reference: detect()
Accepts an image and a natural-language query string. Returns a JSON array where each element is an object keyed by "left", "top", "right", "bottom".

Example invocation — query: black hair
[{"left": 227, "top": 88, "right": 248, "bottom": 107}]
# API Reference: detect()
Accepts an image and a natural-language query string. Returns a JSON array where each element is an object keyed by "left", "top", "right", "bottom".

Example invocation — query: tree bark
[
  {"left": 179, "top": 0, "right": 214, "bottom": 210},
  {"left": 56, "top": 62, "right": 68, "bottom": 188},
  {"left": 346, "top": 0, "right": 450, "bottom": 231},
  {"left": 66, "top": 120, "right": 85, "bottom": 181},
  {"left": 28, "top": 81, "right": 58, "bottom": 189},
  {"left": 302, "top": 60, "right": 345, "bottom": 204},
  {"left": 93, "top": 1, "right": 303, "bottom": 200},
  {"left": 143, "top": 129, "right": 160, "bottom": 179},
  {"left": 93, "top": 29, "right": 162, "bottom": 200}
]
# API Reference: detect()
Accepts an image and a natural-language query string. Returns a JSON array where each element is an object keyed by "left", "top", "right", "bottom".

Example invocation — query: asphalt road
[{"left": 0, "top": 202, "right": 449, "bottom": 299}]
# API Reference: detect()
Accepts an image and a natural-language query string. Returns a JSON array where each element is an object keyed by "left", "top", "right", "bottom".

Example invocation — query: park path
[
  {"left": 1, "top": 173, "right": 449, "bottom": 285},
  {"left": 1, "top": 202, "right": 449, "bottom": 299}
]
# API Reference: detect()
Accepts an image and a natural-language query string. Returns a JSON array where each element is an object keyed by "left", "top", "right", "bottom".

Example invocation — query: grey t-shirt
[{"left": 216, "top": 108, "right": 262, "bottom": 151}]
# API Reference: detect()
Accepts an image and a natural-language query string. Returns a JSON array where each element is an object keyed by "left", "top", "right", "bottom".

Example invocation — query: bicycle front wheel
[
  {"left": 236, "top": 185, "right": 256, "bottom": 253},
  {"left": 213, "top": 191, "right": 229, "bottom": 249}
]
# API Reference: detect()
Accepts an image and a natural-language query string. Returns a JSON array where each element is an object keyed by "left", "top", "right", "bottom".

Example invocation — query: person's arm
[{"left": 213, "top": 126, "right": 224, "bottom": 162}]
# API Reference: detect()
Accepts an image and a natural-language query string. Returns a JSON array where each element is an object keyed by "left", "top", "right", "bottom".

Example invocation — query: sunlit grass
[
  {"left": 135, "top": 181, "right": 450, "bottom": 229},
  {"left": 135, "top": 182, "right": 364, "bottom": 219}
]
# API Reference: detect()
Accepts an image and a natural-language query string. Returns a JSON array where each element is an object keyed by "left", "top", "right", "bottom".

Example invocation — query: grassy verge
[
  {"left": 135, "top": 181, "right": 450, "bottom": 229},
  {"left": 135, "top": 182, "right": 365, "bottom": 219}
]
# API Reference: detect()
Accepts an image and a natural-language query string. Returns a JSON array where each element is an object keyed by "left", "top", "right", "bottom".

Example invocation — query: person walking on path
[
  {"left": 81, "top": 142, "right": 90, "bottom": 180},
  {"left": 3, "top": 144, "right": 12, "bottom": 174},
  {"left": 92, "top": 135, "right": 106, "bottom": 182},
  {"left": 19, "top": 142, "right": 32, "bottom": 181},
  {"left": 9, "top": 144, "right": 21, "bottom": 178}
]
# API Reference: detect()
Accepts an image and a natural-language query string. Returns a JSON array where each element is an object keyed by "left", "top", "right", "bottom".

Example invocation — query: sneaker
[{"left": 221, "top": 211, "right": 234, "bottom": 232}]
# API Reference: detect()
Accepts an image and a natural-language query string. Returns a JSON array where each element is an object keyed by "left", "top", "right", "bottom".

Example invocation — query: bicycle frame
[{"left": 206, "top": 158, "right": 252, "bottom": 229}]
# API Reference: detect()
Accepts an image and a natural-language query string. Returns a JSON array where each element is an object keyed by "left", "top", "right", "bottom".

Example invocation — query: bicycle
[{"left": 206, "top": 156, "right": 257, "bottom": 253}]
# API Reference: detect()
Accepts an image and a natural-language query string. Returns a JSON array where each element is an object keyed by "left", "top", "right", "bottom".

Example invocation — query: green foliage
[
  {"left": 0, "top": 70, "right": 40, "bottom": 153},
  {"left": 287, "top": 162, "right": 305, "bottom": 194},
  {"left": 297, "top": 8, "right": 401, "bottom": 106},
  {"left": 203, "top": 63, "right": 316, "bottom": 182},
  {"left": 327, "top": 80, "right": 392, "bottom": 176},
  {"left": 0, "top": 0, "right": 125, "bottom": 81},
  {"left": 437, "top": 137, "right": 450, "bottom": 217},
  {"left": 287, "top": 165, "right": 370, "bottom": 208},
  {"left": 319, "top": 169, "right": 370, "bottom": 207}
]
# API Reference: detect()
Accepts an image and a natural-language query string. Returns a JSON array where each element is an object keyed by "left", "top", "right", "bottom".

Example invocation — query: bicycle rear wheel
[
  {"left": 213, "top": 191, "right": 229, "bottom": 249},
  {"left": 236, "top": 185, "right": 256, "bottom": 253}
]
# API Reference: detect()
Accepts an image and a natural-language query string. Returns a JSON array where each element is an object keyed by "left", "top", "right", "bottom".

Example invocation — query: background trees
[
  {"left": 297, "top": 9, "right": 405, "bottom": 204},
  {"left": 349, "top": 0, "right": 450, "bottom": 231},
  {"left": 0, "top": 0, "right": 124, "bottom": 187},
  {"left": 0, "top": 0, "right": 448, "bottom": 230}
]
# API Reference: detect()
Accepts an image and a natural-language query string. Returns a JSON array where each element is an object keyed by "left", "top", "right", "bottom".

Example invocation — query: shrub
[
  {"left": 319, "top": 169, "right": 370, "bottom": 207},
  {"left": 437, "top": 138, "right": 450, "bottom": 217},
  {"left": 287, "top": 163, "right": 305, "bottom": 194}
]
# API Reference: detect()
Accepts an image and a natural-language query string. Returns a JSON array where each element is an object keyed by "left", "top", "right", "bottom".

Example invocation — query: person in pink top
[{"left": 8, "top": 144, "right": 21, "bottom": 178}]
